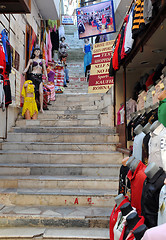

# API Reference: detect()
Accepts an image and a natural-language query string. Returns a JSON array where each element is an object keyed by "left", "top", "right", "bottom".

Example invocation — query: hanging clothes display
[
  {"left": 117, "top": 25, "right": 125, "bottom": 66},
  {"left": 3, "top": 78, "right": 12, "bottom": 107},
  {"left": 84, "top": 44, "right": 92, "bottom": 73},
  {"left": 1, "top": 29, "right": 12, "bottom": 74},
  {"left": 132, "top": 0, "right": 145, "bottom": 39},
  {"left": 47, "top": 30, "right": 52, "bottom": 62},
  {"left": 121, "top": 15, "right": 129, "bottom": 60},
  {"left": 0, "top": 76, "right": 5, "bottom": 111},
  {"left": 50, "top": 30, "right": 59, "bottom": 52},
  {"left": 127, "top": 161, "right": 147, "bottom": 216},
  {"left": 112, "top": 33, "right": 121, "bottom": 71},
  {"left": 124, "top": 5, "right": 135, "bottom": 54},
  {"left": 141, "top": 168, "right": 166, "bottom": 228},
  {"left": 0, "top": 41, "right": 6, "bottom": 77}
]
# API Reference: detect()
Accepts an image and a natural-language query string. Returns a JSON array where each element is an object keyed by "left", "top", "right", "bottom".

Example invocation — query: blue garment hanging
[{"left": 84, "top": 44, "right": 92, "bottom": 73}]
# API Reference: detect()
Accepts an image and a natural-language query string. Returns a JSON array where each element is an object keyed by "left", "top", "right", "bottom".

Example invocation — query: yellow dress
[{"left": 21, "top": 80, "right": 38, "bottom": 117}]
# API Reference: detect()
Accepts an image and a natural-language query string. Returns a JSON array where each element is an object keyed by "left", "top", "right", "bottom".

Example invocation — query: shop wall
[{"left": 0, "top": 0, "right": 42, "bottom": 138}]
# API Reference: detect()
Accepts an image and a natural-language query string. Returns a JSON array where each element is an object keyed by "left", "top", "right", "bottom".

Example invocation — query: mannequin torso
[
  {"left": 144, "top": 162, "right": 159, "bottom": 179},
  {"left": 115, "top": 194, "right": 125, "bottom": 207},
  {"left": 133, "top": 224, "right": 147, "bottom": 240}
]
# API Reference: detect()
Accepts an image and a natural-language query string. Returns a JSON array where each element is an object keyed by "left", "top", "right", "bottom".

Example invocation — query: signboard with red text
[{"left": 88, "top": 40, "right": 114, "bottom": 93}]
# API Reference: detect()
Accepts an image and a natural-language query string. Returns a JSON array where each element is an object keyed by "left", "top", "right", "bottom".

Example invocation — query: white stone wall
[{"left": 0, "top": 1, "right": 43, "bottom": 138}]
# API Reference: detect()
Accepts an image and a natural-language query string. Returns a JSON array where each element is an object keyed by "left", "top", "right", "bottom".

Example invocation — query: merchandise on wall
[
  {"left": 109, "top": 2, "right": 166, "bottom": 239},
  {"left": 0, "top": 31, "right": 12, "bottom": 109},
  {"left": 109, "top": 155, "right": 166, "bottom": 240}
]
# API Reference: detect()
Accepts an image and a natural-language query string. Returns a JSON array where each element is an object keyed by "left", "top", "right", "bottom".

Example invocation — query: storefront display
[{"left": 141, "top": 162, "right": 166, "bottom": 228}]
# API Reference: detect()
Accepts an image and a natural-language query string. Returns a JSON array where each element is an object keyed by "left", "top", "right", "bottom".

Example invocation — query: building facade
[{"left": 0, "top": 0, "right": 60, "bottom": 139}]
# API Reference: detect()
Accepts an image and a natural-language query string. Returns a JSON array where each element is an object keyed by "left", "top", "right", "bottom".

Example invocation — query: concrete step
[
  {"left": 1, "top": 142, "right": 117, "bottom": 151},
  {"left": 67, "top": 82, "right": 88, "bottom": 86},
  {"left": 67, "top": 77, "right": 86, "bottom": 82},
  {"left": 11, "top": 126, "right": 116, "bottom": 134},
  {"left": 46, "top": 105, "right": 99, "bottom": 111},
  {"left": 35, "top": 110, "right": 101, "bottom": 115},
  {"left": 7, "top": 132, "right": 119, "bottom": 143},
  {"left": 54, "top": 93, "right": 103, "bottom": 101},
  {"left": 0, "top": 188, "right": 117, "bottom": 207},
  {"left": 49, "top": 101, "right": 95, "bottom": 107},
  {"left": 0, "top": 205, "right": 111, "bottom": 228},
  {"left": 36, "top": 113, "right": 99, "bottom": 120},
  {"left": 0, "top": 150, "right": 123, "bottom": 164},
  {"left": 15, "top": 119, "right": 100, "bottom": 127},
  {"left": 0, "top": 163, "right": 120, "bottom": 177},
  {"left": 0, "top": 175, "right": 119, "bottom": 190},
  {"left": 64, "top": 89, "right": 88, "bottom": 94},
  {"left": 0, "top": 227, "right": 109, "bottom": 239}
]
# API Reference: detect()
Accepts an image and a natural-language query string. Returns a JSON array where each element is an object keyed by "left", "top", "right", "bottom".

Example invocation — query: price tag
[
  {"left": 160, "top": 83, "right": 165, "bottom": 89},
  {"left": 152, "top": 90, "right": 155, "bottom": 96}
]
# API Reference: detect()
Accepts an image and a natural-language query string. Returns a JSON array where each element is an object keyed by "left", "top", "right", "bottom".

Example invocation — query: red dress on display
[{"left": 109, "top": 196, "right": 129, "bottom": 240}]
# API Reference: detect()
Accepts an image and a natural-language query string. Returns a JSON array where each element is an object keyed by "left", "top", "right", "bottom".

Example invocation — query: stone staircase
[{"left": 0, "top": 77, "right": 123, "bottom": 239}]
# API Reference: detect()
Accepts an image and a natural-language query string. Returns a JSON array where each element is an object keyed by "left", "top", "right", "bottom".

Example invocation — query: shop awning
[
  {"left": 35, "top": 0, "right": 60, "bottom": 20},
  {"left": 0, "top": 0, "right": 31, "bottom": 13}
]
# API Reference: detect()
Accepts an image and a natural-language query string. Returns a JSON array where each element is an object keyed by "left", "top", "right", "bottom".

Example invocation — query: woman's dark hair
[
  {"left": 60, "top": 36, "right": 65, "bottom": 42},
  {"left": 31, "top": 47, "right": 42, "bottom": 59}
]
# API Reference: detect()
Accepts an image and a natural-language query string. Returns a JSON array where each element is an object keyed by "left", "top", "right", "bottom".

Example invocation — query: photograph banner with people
[
  {"left": 76, "top": 0, "right": 116, "bottom": 39},
  {"left": 88, "top": 40, "right": 114, "bottom": 93}
]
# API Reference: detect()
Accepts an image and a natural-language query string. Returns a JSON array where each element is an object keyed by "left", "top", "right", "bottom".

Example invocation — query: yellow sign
[{"left": 88, "top": 40, "right": 114, "bottom": 94}]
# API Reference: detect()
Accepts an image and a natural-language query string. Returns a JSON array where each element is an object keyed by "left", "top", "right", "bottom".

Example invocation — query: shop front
[
  {"left": 0, "top": 0, "right": 60, "bottom": 139},
  {"left": 111, "top": 0, "right": 166, "bottom": 151}
]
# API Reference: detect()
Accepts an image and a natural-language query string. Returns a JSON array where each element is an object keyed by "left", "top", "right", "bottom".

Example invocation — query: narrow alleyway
[{"left": 0, "top": 26, "right": 123, "bottom": 239}]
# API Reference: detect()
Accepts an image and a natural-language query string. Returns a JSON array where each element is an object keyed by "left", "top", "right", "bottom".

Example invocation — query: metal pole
[{"left": 123, "top": 67, "right": 127, "bottom": 148}]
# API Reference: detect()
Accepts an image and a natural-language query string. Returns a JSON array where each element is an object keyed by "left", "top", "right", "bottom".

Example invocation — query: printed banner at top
[
  {"left": 88, "top": 40, "right": 114, "bottom": 94},
  {"left": 76, "top": 0, "right": 116, "bottom": 39}
]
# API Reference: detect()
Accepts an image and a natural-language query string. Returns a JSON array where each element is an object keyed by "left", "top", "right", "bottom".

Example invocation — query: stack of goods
[{"left": 127, "top": 61, "right": 166, "bottom": 141}]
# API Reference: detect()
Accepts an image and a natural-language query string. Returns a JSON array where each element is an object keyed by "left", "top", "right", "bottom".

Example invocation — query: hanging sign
[
  {"left": 62, "top": 15, "right": 74, "bottom": 25},
  {"left": 88, "top": 40, "right": 114, "bottom": 93}
]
